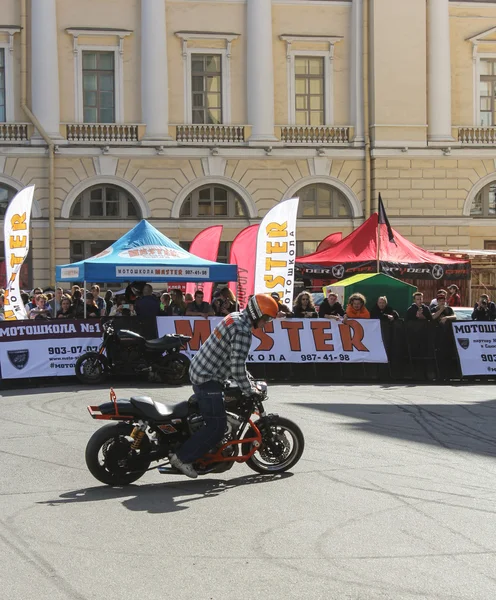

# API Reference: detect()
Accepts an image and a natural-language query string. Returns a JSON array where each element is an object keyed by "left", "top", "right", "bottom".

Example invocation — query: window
[
  {"left": 296, "top": 184, "right": 351, "bottom": 218},
  {"left": 471, "top": 183, "right": 496, "bottom": 217},
  {"left": 70, "top": 240, "right": 114, "bottom": 264},
  {"left": 180, "top": 240, "right": 231, "bottom": 263},
  {"left": 296, "top": 241, "right": 319, "bottom": 256},
  {"left": 0, "top": 49, "right": 5, "bottom": 122},
  {"left": 70, "top": 185, "right": 140, "bottom": 219},
  {"left": 82, "top": 51, "right": 115, "bottom": 123},
  {"left": 179, "top": 185, "right": 248, "bottom": 218},
  {"left": 484, "top": 240, "right": 496, "bottom": 250},
  {"left": 191, "top": 54, "right": 222, "bottom": 124},
  {"left": 295, "top": 57, "right": 325, "bottom": 126},
  {"left": 479, "top": 59, "right": 496, "bottom": 126},
  {"left": 0, "top": 183, "right": 16, "bottom": 217}
]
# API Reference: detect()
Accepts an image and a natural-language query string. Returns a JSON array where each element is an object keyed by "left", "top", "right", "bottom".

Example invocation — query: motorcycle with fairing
[{"left": 85, "top": 381, "right": 304, "bottom": 485}]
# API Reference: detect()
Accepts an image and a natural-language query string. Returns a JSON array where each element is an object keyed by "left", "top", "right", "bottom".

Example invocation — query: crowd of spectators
[{"left": 0, "top": 281, "right": 495, "bottom": 323}]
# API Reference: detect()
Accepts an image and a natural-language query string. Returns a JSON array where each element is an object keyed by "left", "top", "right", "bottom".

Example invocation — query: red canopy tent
[{"left": 297, "top": 213, "right": 470, "bottom": 281}]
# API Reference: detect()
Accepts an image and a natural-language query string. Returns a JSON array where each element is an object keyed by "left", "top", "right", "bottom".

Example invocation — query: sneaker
[{"left": 170, "top": 454, "right": 198, "bottom": 479}]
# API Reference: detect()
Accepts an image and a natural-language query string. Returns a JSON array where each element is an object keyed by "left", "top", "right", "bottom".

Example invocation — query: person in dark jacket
[
  {"left": 135, "top": 284, "right": 161, "bottom": 317},
  {"left": 292, "top": 291, "right": 318, "bottom": 318},
  {"left": 472, "top": 294, "right": 496, "bottom": 321},
  {"left": 370, "top": 296, "right": 399, "bottom": 322},
  {"left": 406, "top": 292, "right": 432, "bottom": 321},
  {"left": 319, "top": 291, "right": 345, "bottom": 320}
]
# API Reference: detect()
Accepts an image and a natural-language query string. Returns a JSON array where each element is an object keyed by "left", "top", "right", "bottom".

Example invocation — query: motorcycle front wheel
[
  {"left": 242, "top": 416, "right": 304, "bottom": 474},
  {"left": 75, "top": 352, "right": 108, "bottom": 385},
  {"left": 159, "top": 353, "right": 190, "bottom": 385},
  {"left": 85, "top": 422, "right": 151, "bottom": 486}
]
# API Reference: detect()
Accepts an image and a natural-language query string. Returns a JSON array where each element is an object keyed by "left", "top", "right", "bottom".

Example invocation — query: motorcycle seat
[
  {"left": 130, "top": 396, "right": 190, "bottom": 420},
  {"left": 145, "top": 334, "right": 191, "bottom": 351}
]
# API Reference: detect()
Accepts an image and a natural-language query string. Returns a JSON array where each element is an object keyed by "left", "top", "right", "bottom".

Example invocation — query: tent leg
[
  {"left": 468, "top": 274, "right": 472, "bottom": 307},
  {"left": 83, "top": 280, "right": 87, "bottom": 319}
]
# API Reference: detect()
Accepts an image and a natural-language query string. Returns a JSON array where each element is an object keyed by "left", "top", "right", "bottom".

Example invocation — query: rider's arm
[{"left": 230, "top": 330, "right": 254, "bottom": 396}]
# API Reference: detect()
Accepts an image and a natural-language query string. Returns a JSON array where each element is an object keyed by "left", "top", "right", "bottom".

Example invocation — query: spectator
[
  {"left": 71, "top": 285, "right": 80, "bottom": 297},
  {"left": 46, "top": 292, "right": 53, "bottom": 301},
  {"left": 472, "top": 294, "right": 496, "bottom": 321},
  {"left": 49, "top": 287, "right": 64, "bottom": 315},
  {"left": 57, "top": 296, "right": 74, "bottom": 319},
  {"left": 21, "top": 292, "right": 30, "bottom": 307},
  {"left": 270, "top": 292, "right": 293, "bottom": 317},
  {"left": 0, "top": 294, "right": 4, "bottom": 319},
  {"left": 216, "top": 287, "right": 236, "bottom": 316},
  {"left": 370, "top": 296, "right": 399, "bottom": 322},
  {"left": 160, "top": 292, "right": 171, "bottom": 313},
  {"left": 28, "top": 294, "right": 52, "bottom": 320},
  {"left": 27, "top": 287, "right": 43, "bottom": 310},
  {"left": 71, "top": 289, "right": 85, "bottom": 318},
  {"left": 430, "top": 291, "right": 456, "bottom": 324},
  {"left": 406, "top": 292, "right": 432, "bottom": 321},
  {"left": 167, "top": 289, "right": 186, "bottom": 316},
  {"left": 90, "top": 284, "right": 106, "bottom": 316},
  {"left": 85, "top": 292, "right": 100, "bottom": 318},
  {"left": 136, "top": 284, "right": 161, "bottom": 317},
  {"left": 186, "top": 290, "right": 215, "bottom": 317},
  {"left": 104, "top": 290, "right": 114, "bottom": 315},
  {"left": 109, "top": 295, "right": 136, "bottom": 317},
  {"left": 319, "top": 291, "right": 345, "bottom": 320},
  {"left": 447, "top": 284, "right": 462, "bottom": 307},
  {"left": 185, "top": 293, "right": 194, "bottom": 303},
  {"left": 344, "top": 293, "right": 370, "bottom": 321},
  {"left": 292, "top": 291, "right": 318, "bottom": 318},
  {"left": 429, "top": 289, "right": 448, "bottom": 310}
]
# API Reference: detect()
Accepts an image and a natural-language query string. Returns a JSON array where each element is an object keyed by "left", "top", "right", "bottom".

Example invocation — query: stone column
[
  {"left": 427, "top": 0, "right": 453, "bottom": 142},
  {"left": 31, "top": 0, "right": 61, "bottom": 138},
  {"left": 141, "top": 0, "right": 171, "bottom": 140},
  {"left": 247, "top": 0, "right": 277, "bottom": 141},
  {"left": 350, "top": 0, "right": 364, "bottom": 143}
]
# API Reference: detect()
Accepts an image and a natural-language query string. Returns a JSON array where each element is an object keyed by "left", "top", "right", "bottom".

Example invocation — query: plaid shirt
[{"left": 189, "top": 311, "right": 254, "bottom": 396}]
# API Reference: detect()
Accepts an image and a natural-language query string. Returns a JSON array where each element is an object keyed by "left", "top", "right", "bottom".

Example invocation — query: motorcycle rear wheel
[
  {"left": 85, "top": 422, "right": 151, "bottom": 486},
  {"left": 242, "top": 417, "right": 304, "bottom": 474},
  {"left": 159, "top": 353, "right": 190, "bottom": 385},
  {"left": 75, "top": 352, "right": 107, "bottom": 385}
]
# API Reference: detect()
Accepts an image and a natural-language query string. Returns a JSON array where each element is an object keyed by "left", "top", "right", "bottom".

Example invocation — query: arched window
[
  {"left": 296, "top": 183, "right": 351, "bottom": 218},
  {"left": 70, "top": 184, "right": 140, "bottom": 219},
  {"left": 180, "top": 185, "right": 248, "bottom": 218},
  {"left": 471, "top": 183, "right": 496, "bottom": 217},
  {"left": 0, "top": 183, "right": 17, "bottom": 217}
]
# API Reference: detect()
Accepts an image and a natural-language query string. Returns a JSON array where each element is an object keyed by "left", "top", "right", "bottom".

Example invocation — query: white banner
[
  {"left": 3, "top": 185, "right": 35, "bottom": 320},
  {"left": 453, "top": 321, "right": 496, "bottom": 376},
  {"left": 157, "top": 317, "right": 388, "bottom": 363},
  {"left": 0, "top": 319, "right": 101, "bottom": 379},
  {"left": 254, "top": 197, "right": 299, "bottom": 310}
]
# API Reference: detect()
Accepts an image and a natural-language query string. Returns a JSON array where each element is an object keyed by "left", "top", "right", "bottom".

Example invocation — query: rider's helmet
[{"left": 245, "top": 294, "right": 279, "bottom": 326}]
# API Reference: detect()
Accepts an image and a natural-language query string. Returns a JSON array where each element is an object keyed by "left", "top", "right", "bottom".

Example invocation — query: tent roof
[
  {"left": 296, "top": 213, "right": 469, "bottom": 267},
  {"left": 329, "top": 273, "right": 417, "bottom": 288},
  {"left": 56, "top": 220, "right": 237, "bottom": 282}
]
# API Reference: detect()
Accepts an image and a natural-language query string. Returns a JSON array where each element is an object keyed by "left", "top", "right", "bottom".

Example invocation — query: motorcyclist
[{"left": 170, "top": 293, "right": 279, "bottom": 478}]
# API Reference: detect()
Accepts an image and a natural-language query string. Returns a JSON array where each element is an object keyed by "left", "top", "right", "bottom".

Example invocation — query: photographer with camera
[{"left": 471, "top": 294, "right": 496, "bottom": 321}]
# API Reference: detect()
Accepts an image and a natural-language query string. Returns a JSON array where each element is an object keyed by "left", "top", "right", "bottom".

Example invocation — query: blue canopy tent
[{"left": 56, "top": 221, "right": 237, "bottom": 310}]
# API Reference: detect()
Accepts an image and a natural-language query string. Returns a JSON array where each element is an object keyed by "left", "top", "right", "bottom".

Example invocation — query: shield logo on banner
[
  {"left": 457, "top": 338, "right": 470, "bottom": 350},
  {"left": 332, "top": 265, "right": 345, "bottom": 279},
  {"left": 7, "top": 349, "right": 29, "bottom": 370}
]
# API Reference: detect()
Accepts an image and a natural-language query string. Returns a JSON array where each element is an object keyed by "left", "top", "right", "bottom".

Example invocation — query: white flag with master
[
  {"left": 254, "top": 197, "right": 299, "bottom": 310},
  {"left": 3, "top": 185, "right": 35, "bottom": 320}
]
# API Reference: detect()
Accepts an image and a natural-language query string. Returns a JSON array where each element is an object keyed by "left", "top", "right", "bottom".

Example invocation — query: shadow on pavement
[
  {"left": 38, "top": 472, "right": 293, "bottom": 514},
  {"left": 292, "top": 399, "right": 496, "bottom": 457}
]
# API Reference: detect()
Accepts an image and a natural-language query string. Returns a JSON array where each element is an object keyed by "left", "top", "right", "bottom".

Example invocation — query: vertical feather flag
[
  {"left": 185, "top": 225, "right": 223, "bottom": 302},
  {"left": 228, "top": 224, "right": 259, "bottom": 310}
]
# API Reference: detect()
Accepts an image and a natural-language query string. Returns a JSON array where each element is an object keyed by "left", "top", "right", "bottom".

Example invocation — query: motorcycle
[
  {"left": 75, "top": 320, "right": 191, "bottom": 386},
  {"left": 85, "top": 381, "right": 304, "bottom": 485}
]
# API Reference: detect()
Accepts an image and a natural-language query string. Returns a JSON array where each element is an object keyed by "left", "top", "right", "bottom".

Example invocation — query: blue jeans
[{"left": 177, "top": 381, "right": 227, "bottom": 464}]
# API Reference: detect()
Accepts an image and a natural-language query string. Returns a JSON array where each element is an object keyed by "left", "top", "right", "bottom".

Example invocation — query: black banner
[{"left": 300, "top": 260, "right": 471, "bottom": 281}]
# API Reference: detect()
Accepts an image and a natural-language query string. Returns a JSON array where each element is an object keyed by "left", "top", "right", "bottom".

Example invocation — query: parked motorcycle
[
  {"left": 85, "top": 381, "right": 304, "bottom": 485},
  {"left": 75, "top": 320, "right": 191, "bottom": 385}
]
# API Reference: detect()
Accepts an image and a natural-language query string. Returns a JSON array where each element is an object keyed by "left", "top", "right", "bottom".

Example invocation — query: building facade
[{"left": 1, "top": 0, "right": 496, "bottom": 288}]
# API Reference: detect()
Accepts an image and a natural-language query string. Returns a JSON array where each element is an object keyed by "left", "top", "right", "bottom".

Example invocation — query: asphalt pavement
[{"left": 1, "top": 382, "right": 496, "bottom": 600}]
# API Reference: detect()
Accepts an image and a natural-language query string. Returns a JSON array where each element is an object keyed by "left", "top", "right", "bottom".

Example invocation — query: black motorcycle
[
  {"left": 85, "top": 381, "right": 304, "bottom": 485},
  {"left": 75, "top": 320, "right": 191, "bottom": 385}
]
